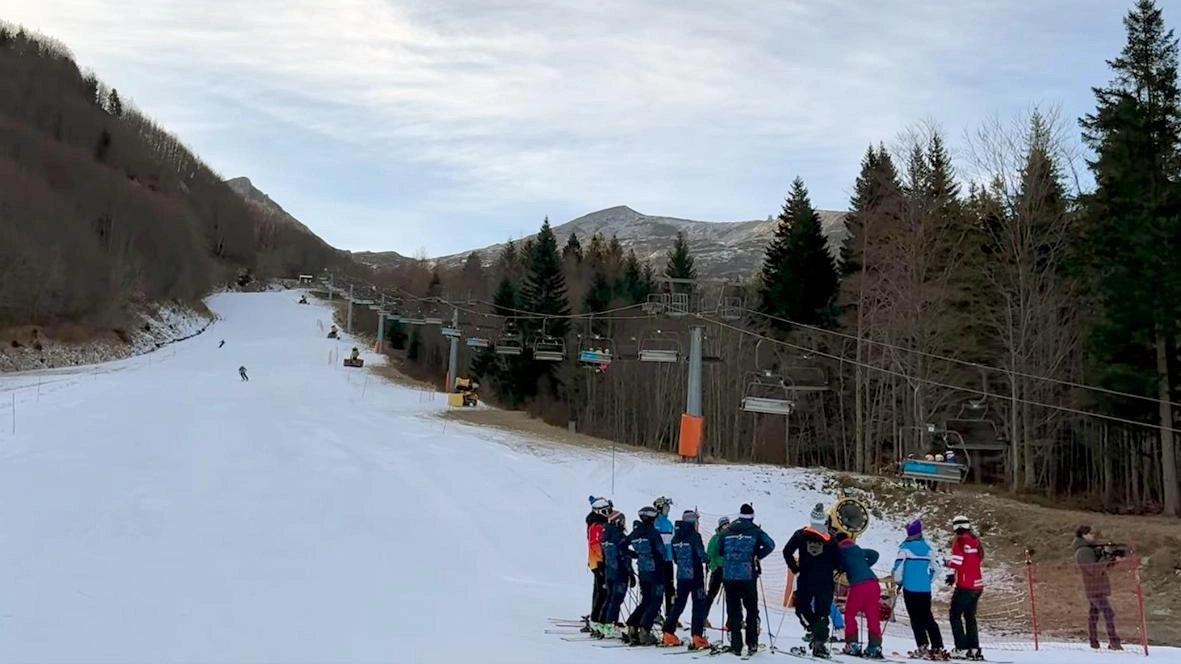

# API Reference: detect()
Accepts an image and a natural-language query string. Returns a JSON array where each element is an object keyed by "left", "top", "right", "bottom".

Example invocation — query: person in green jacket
[{"left": 705, "top": 515, "right": 729, "bottom": 607}]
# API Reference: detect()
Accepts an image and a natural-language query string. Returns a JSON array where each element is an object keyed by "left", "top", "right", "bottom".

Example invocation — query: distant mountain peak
[
  {"left": 225, "top": 177, "right": 312, "bottom": 235},
  {"left": 354, "top": 205, "right": 849, "bottom": 279}
]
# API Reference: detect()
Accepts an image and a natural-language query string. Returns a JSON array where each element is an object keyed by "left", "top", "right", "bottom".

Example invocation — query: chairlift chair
[
  {"left": 494, "top": 328, "right": 523, "bottom": 355},
  {"left": 642, "top": 293, "right": 668, "bottom": 315},
  {"left": 782, "top": 365, "right": 831, "bottom": 391},
  {"left": 466, "top": 336, "right": 491, "bottom": 349},
  {"left": 440, "top": 327, "right": 461, "bottom": 338},
  {"left": 740, "top": 370, "right": 795, "bottom": 415},
  {"left": 638, "top": 330, "right": 681, "bottom": 363},
  {"left": 533, "top": 335, "right": 566, "bottom": 361},
  {"left": 577, "top": 335, "right": 615, "bottom": 368}
]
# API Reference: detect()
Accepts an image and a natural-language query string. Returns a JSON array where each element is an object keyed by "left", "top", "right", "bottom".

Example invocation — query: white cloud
[{"left": 3, "top": 0, "right": 1135, "bottom": 254}]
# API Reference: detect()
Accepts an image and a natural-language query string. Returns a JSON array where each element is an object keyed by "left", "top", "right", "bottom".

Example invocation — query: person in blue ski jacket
[
  {"left": 892, "top": 519, "right": 945, "bottom": 657},
  {"left": 622, "top": 505, "right": 666, "bottom": 646},
  {"left": 660, "top": 510, "right": 711, "bottom": 650},
  {"left": 599, "top": 510, "right": 633, "bottom": 639},
  {"left": 653, "top": 496, "right": 676, "bottom": 618},
  {"left": 718, "top": 503, "right": 776, "bottom": 656}
]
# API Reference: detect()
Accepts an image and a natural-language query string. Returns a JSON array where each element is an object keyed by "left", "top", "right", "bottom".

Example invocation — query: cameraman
[{"left": 1072, "top": 525, "right": 1123, "bottom": 651}]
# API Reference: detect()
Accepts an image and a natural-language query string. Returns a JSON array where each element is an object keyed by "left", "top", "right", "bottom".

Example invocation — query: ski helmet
[
  {"left": 653, "top": 496, "right": 672, "bottom": 512},
  {"left": 638, "top": 506, "right": 658, "bottom": 521},
  {"left": 951, "top": 515, "right": 971, "bottom": 532},
  {"left": 717, "top": 515, "right": 731, "bottom": 529},
  {"left": 608, "top": 510, "right": 625, "bottom": 525},
  {"left": 591, "top": 497, "right": 611, "bottom": 515}
]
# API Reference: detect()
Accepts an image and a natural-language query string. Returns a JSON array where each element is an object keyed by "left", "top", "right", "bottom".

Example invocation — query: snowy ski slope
[{"left": 0, "top": 292, "right": 1167, "bottom": 663}]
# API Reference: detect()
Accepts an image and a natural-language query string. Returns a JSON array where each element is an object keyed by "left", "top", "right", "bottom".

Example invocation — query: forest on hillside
[
  {"left": 353, "top": 0, "right": 1181, "bottom": 516},
  {"left": 0, "top": 24, "right": 355, "bottom": 329}
]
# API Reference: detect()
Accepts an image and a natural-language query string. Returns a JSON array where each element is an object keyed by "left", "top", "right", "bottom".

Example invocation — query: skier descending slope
[
  {"left": 585, "top": 496, "right": 612, "bottom": 632},
  {"left": 653, "top": 496, "right": 676, "bottom": 618},
  {"left": 782, "top": 503, "right": 841, "bottom": 659},
  {"left": 622, "top": 506, "right": 666, "bottom": 646},
  {"left": 719, "top": 503, "right": 776, "bottom": 657},
  {"left": 598, "top": 510, "right": 633, "bottom": 639},
  {"left": 661, "top": 509, "right": 710, "bottom": 650}
]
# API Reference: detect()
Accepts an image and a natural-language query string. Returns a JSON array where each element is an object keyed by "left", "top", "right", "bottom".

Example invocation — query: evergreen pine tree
[
  {"left": 106, "top": 88, "right": 123, "bottom": 117},
  {"left": 619, "top": 249, "right": 653, "bottom": 304},
  {"left": 842, "top": 144, "right": 901, "bottom": 277},
  {"left": 758, "top": 177, "right": 841, "bottom": 333},
  {"left": 665, "top": 232, "right": 697, "bottom": 280},
  {"left": 563, "top": 232, "right": 583, "bottom": 262},
  {"left": 1079, "top": 0, "right": 1181, "bottom": 515},
  {"left": 521, "top": 217, "right": 571, "bottom": 338}
]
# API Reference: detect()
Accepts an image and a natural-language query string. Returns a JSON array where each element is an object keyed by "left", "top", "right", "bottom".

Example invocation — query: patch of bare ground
[{"left": 831, "top": 473, "right": 1181, "bottom": 646}]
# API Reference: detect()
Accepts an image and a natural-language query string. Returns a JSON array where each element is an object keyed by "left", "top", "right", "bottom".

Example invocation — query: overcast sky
[{"left": 5, "top": 0, "right": 1145, "bottom": 255}]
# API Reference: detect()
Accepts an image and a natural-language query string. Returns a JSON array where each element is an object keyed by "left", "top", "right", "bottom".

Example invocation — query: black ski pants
[
  {"left": 627, "top": 577, "right": 664, "bottom": 630},
  {"left": 663, "top": 559, "right": 676, "bottom": 618},
  {"left": 590, "top": 566, "right": 607, "bottom": 623},
  {"left": 949, "top": 589, "right": 981, "bottom": 650},
  {"left": 663, "top": 577, "right": 709, "bottom": 637},
  {"left": 724, "top": 579, "right": 760, "bottom": 651},
  {"left": 604, "top": 578, "right": 629, "bottom": 624},
  {"left": 706, "top": 567, "right": 724, "bottom": 606},
  {"left": 795, "top": 580, "right": 835, "bottom": 645},
  {"left": 904, "top": 590, "right": 944, "bottom": 650}
]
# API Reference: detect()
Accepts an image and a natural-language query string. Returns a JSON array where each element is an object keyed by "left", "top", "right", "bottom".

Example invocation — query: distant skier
[
  {"left": 653, "top": 496, "right": 676, "bottom": 618},
  {"left": 783, "top": 503, "right": 841, "bottom": 658},
  {"left": 599, "top": 510, "right": 633, "bottom": 639},
  {"left": 238, "top": 365, "right": 248, "bottom": 381},
  {"left": 585, "top": 496, "right": 612, "bottom": 633},
  {"left": 218, "top": 339, "right": 225, "bottom": 348},
  {"left": 718, "top": 503, "right": 776, "bottom": 657},
  {"left": 892, "top": 519, "right": 946, "bottom": 660},
  {"left": 622, "top": 505, "right": 666, "bottom": 646},
  {"left": 945, "top": 516, "right": 984, "bottom": 661},
  {"left": 661, "top": 509, "right": 710, "bottom": 650},
  {"left": 836, "top": 530, "right": 883, "bottom": 659}
]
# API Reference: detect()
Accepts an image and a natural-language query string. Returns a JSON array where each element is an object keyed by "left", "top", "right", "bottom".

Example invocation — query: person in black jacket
[
  {"left": 599, "top": 510, "right": 633, "bottom": 640},
  {"left": 661, "top": 510, "right": 711, "bottom": 650},
  {"left": 622, "top": 506, "right": 667, "bottom": 646},
  {"left": 783, "top": 503, "right": 841, "bottom": 657}
]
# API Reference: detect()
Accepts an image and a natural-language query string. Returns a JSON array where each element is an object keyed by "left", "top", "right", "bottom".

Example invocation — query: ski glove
[{"left": 944, "top": 573, "right": 955, "bottom": 587}]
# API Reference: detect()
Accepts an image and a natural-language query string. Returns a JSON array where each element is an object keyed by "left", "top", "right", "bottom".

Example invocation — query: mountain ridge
[{"left": 354, "top": 205, "right": 849, "bottom": 278}]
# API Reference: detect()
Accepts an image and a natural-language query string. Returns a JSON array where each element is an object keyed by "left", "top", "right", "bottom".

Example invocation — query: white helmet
[
  {"left": 935, "top": 454, "right": 945, "bottom": 462},
  {"left": 590, "top": 497, "right": 611, "bottom": 515},
  {"left": 951, "top": 515, "right": 971, "bottom": 532}
]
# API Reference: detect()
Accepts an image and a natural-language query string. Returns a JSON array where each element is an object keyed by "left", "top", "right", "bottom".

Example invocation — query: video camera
[{"left": 1096, "top": 542, "right": 1130, "bottom": 561}]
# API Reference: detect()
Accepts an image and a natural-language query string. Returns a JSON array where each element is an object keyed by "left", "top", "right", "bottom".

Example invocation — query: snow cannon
[
  {"left": 827, "top": 494, "right": 870, "bottom": 541},
  {"left": 343, "top": 357, "right": 364, "bottom": 367},
  {"left": 327, "top": 324, "right": 339, "bottom": 339}
]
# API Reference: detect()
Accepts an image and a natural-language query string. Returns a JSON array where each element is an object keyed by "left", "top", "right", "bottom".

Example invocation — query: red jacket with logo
[
  {"left": 947, "top": 532, "right": 984, "bottom": 591},
  {"left": 587, "top": 521, "right": 606, "bottom": 570}
]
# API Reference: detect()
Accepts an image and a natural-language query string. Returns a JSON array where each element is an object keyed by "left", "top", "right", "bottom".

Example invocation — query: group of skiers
[{"left": 582, "top": 497, "right": 987, "bottom": 661}]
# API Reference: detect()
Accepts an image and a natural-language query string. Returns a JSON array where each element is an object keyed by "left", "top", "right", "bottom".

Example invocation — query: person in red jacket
[
  {"left": 944, "top": 515, "right": 984, "bottom": 661},
  {"left": 586, "top": 496, "right": 612, "bottom": 633}
]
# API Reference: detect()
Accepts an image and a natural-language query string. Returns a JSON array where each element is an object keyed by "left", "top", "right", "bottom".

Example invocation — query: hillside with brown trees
[{"left": 0, "top": 24, "right": 355, "bottom": 333}]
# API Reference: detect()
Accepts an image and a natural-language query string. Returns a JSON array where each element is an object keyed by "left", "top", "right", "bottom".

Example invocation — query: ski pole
[{"left": 759, "top": 574, "right": 776, "bottom": 650}]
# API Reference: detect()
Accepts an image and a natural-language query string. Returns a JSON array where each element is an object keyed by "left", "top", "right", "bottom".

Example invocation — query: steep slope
[
  {"left": 225, "top": 176, "right": 313, "bottom": 235},
  {"left": 357, "top": 205, "right": 848, "bottom": 278},
  {"left": 0, "top": 25, "right": 353, "bottom": 338}
]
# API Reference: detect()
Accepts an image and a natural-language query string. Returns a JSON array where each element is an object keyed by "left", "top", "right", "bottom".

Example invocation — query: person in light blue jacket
[
  {"left": 892, "top": 519, "right": 945, "bottom": 657},
  {"left": 654, "top": 496, "right": 676, "bottom": 618}
]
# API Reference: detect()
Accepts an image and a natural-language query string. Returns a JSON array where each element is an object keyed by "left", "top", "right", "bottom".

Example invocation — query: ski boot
[
  {"left": 690, "top": 635, "right": 711, "bottom": 651},
  {"left": 623, "top": 626, "right": 638, "bottom": 645},
  {"left": 908, "top": 645, "right": 929, "bottom": 659},
  {"left": 948, "top": 649, "right": 968, "bottom": 660},
  {"left": 662, "top": 632, "right": 684, "bottom": 647},
  {"left": 966, "top": 649, "right": 984, "bottom": 662},
  {"left": 810, "top": 642, "right": 832, "bottom": 659},
  {"left": 637, "top": 630, "right": 659, "bottom": 646},
  {"left": 843, "top": 643, "right": 863, "bottom": 657},
  {"left": 863, "top": 645, "right": 885, "bottom": 660}
]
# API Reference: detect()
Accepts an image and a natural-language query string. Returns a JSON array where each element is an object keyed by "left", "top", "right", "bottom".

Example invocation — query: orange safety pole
[{"left": 1025, "top": 557, "right": 1039, "bottom": 651}]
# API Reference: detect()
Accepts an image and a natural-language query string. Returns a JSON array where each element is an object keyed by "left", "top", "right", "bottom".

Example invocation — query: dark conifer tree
[{"left": 758, "top": 177, "right": 840, "bottom": 333}]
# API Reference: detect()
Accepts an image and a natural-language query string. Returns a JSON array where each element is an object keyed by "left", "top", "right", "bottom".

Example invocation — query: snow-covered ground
[{"left": 0, "top": 292, "right": 1165, "bottom": 663}]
